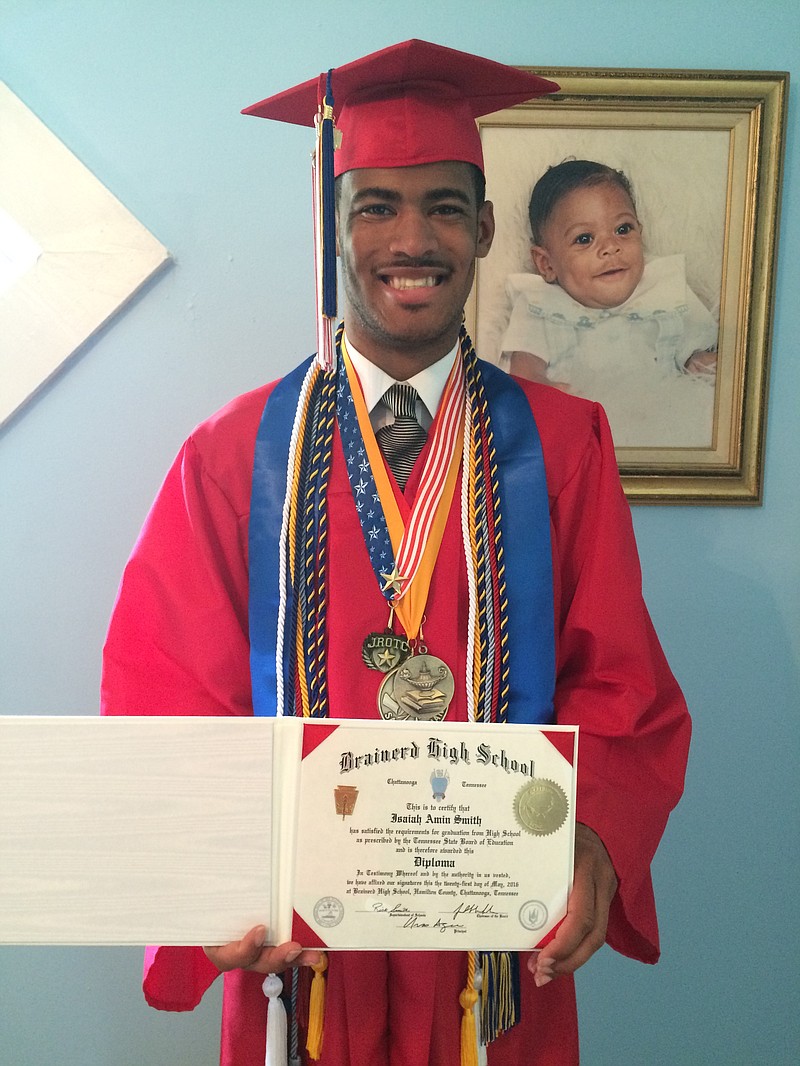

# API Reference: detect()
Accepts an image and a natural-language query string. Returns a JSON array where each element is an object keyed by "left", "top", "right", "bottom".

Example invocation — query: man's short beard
[{"left": 340, "top": 259, "right": 464, "bottom": 355}]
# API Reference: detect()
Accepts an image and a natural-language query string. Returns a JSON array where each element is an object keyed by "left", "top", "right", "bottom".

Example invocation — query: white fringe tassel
[{"left": 263, "top": 973, "right": 288, "bottom": 1066}]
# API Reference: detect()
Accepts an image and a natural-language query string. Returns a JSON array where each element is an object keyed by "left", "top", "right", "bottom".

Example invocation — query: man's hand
[
  {"left": 528, "top": 824, "right": 618, "bottom": 987},
  {"left": 204, "top": 924, "right": 322, "bottom": 974}
]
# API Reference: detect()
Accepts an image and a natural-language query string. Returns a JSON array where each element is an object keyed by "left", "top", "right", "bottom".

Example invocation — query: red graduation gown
[{"left": 101, "top": 375, "right": 690, "bottom": 1066}]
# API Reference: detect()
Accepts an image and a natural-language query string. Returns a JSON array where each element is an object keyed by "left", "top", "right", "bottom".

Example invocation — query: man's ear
[
  {"left": 530, "top": 244, "right": 557, "bottom": 282},
  {"left": 475, "top": 200, "right": 495, "bottom": 259}
]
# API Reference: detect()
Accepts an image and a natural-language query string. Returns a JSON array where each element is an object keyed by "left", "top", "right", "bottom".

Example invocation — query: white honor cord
[
  {"left": 461, "top": 386, "right": 477, "bottom": 723},
  {"left": 263, "top": 973, "right": 288, "bottom": 1066},
  {"left": 275, "top": 361, "right": 318, "bottom": 716}
]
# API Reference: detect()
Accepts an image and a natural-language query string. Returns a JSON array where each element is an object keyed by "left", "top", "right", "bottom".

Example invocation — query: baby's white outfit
[{"left": 500, "top": 255, "right": 718, "bottom": 448}]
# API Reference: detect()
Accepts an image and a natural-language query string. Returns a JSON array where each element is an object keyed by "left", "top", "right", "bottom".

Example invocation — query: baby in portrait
[{"left": 500, "top": 159, "right": 718, "bottom": 447}]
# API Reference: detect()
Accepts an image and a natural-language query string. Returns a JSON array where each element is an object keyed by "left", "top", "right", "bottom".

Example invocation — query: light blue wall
[{"left": 1, "top": 2, "right": 797, "bottom": 1063}]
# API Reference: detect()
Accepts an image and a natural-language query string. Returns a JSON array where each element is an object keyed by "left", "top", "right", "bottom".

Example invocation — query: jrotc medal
[
  {"left": 377, "top": 652, "right": 455, "bottom": 721},
  {"left": 361, "top": 631, "right": 411, "bottom": 673}
]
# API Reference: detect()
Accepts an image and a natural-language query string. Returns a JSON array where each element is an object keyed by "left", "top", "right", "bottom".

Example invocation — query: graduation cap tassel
[{"left": 313, "top": 69, "right": 338, "bottom": 372}]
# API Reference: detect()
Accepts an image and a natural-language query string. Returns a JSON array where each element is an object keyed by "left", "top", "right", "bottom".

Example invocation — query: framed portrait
[{"left": 469, "top": 68, "right": 788, "bottom": 504}]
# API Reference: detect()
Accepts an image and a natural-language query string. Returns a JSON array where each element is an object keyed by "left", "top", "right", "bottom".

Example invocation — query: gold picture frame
[{"left": 469, "top": 68, "right": 788, "bottom": 504}]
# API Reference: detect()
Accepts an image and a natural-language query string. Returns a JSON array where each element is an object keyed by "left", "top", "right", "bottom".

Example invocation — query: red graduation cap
[
  {"left": 243, "top": 41, "right": 557, "bottom": 369},
  {"left": 242, "top": 38, "right": 558, "bottom": 175}
]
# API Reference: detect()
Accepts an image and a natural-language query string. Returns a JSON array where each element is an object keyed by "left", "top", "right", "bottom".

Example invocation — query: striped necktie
[{"left": 376, "top": 383, "right": 427, "bottom": 490}]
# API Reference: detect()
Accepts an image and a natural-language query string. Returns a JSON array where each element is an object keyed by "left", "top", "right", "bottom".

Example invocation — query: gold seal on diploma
[{"left": 513, "top": 779, "right": 569, "bottom": 836}]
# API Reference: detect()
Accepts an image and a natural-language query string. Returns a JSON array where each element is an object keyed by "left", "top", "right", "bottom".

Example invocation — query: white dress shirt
[{"left": 344, "top": 333, "right": 460, "bottom": 433}]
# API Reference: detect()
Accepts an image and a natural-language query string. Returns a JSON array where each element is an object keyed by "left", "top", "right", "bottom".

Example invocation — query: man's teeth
[{"left": 387, "top": 276, "right": 438, "bottom": 289}]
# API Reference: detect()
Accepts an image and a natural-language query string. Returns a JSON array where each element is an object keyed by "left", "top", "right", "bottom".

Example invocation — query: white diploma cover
[{"left": 0, "top": 716, "right": 577, "bottom": 950}]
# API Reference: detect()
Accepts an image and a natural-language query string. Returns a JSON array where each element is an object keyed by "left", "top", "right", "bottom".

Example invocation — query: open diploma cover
[{"left": 0, "top": 716, "right": 577, "bottom": 950}]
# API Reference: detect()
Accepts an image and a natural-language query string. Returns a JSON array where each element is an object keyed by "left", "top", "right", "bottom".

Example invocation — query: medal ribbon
[{"left": 339, "top": 336, "right": 464, "bottom": 641}]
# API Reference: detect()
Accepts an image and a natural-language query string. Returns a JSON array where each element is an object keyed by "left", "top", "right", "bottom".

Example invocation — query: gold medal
[{"left": 377, "top": 652, "right": 455, "bottom": 721}]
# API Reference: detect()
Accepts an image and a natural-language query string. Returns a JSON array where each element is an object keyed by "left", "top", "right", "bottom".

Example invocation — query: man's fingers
[
  {"left": 242, "top": 943, "right": 321, "bottom": 975},
  {"left": 528, "top": 824, "right": 617, "bottom": 985},
  {"left": 203, "top": 924, "right": 267, "bottom": 971},
  {"left": 203, "top": 926, "right": 321, "bottom": 974},
  {"left": 531, "top": 885, "right": 599, "bottom": 984},
  {"left": 534, "top": 906, "right": 609, "bottom": 983}
]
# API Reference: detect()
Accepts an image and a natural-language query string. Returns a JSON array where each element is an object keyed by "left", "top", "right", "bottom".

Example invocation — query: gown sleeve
[
  {"left": 101, "top": 411, "right": 257, "bottom": 719},
  {"left": 548, "top": 398, "right": 691, "bottom": 962},
  {"left": 101, "top": 395, "right": 265, "bottom": 1009}
]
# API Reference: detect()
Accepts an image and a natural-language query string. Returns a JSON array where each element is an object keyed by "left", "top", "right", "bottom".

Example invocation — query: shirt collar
[{"left": 344, "top": 332, "right": 460, "bottom": 425}]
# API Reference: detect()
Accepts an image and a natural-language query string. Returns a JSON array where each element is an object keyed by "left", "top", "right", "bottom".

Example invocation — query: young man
[{"left": 102, "top": 40, "right": 690, "bottom": 1066}]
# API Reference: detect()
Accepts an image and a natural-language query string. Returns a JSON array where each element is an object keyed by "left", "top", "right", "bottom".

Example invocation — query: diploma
[
  {"left": 288, "top": 719, "right": 576, "bottom": 951},
  {"left": 0, "top": 716, "right": 576, "bottom": 950}
]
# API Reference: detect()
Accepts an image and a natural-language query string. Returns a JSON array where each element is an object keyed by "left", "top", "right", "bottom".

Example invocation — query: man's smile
[
  {"left": 384, "top": 275, "right": 441, "bottom": 289},
  {"left": 378, "top": 263, "right": 450, "bottom": 290}
]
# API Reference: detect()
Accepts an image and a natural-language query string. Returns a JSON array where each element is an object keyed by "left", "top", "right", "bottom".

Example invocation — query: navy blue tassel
[{"left": 320, "top": 69, "right": 337, "bottom": 320}]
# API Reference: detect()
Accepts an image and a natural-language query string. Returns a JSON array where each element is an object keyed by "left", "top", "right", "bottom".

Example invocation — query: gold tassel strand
[
  {"left": 460, "top": 950, "right": 480, "bottom": 1066},
  {"left": 305, "top": 953, "right": 328, "bottom": 1060}
]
